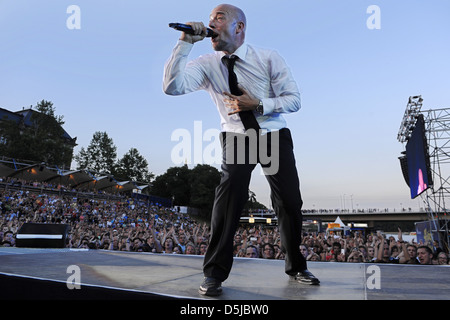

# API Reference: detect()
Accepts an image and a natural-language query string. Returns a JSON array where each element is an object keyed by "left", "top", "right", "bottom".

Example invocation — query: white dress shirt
[{"left": 163, "top": 40, "right": 301, "bottom": 133}]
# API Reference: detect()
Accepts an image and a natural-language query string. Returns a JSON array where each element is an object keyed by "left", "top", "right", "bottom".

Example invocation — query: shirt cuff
[
  {"left": 261, "top": 98, "right": 274, "bottom": 115},
  {"left": 175, "top": 40, "right": 194, "bottom": 55}
]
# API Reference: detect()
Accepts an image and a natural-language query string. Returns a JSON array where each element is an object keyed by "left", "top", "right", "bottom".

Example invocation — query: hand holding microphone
[{"left": 169, "top": 22, "right": 216, "bottom": 44}]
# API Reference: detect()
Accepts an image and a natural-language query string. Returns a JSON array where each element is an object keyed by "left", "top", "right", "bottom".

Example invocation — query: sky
[{"left": 1, "top": 0, "right": 449, "bottom": 211}]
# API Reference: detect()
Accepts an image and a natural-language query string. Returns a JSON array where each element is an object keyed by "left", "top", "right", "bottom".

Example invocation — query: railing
[
  {"left": 301, "top": 208, "right": 427, "bottom": 215},
  {"left": 0, "top": 181, "right": 124, "bottom": 202}
]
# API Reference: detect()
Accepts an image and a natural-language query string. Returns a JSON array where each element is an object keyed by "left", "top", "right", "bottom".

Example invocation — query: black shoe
[
  {"left": 198, "top": 277, "right": 223, "bottom": 296},
  {"left": 290, "top": 270, "right": 320, "bottom": 285}
]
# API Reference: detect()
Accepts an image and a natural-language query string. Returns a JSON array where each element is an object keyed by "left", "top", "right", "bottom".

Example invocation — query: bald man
[{"left": 164, "top": 4, "right": 319, "bottom": 296}]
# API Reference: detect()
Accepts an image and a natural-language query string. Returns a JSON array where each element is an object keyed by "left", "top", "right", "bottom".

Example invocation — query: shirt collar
[{"left": 219, "top": 42, "right": 248, "bottom": 61}]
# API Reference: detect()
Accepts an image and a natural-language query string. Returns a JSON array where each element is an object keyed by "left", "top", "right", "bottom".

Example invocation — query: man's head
[
  {"left": 332, "top": 242, "right": 341, "bottom": 253},
  {"left": 407, "top": 244, "right": 417, "bottom": 258},
  {"left": 245, "top": 245, "right": 258, "bottom": 258},
  {"left": 209, "top": 4, "right": 246, "bottom": 54},
  {"left": 417, "top": 246, "right": 433, "bottom": 264}
]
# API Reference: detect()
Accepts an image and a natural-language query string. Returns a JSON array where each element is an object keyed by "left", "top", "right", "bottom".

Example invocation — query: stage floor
[{"left": 0, "top": 247, "right": 449, "bottom": 300}]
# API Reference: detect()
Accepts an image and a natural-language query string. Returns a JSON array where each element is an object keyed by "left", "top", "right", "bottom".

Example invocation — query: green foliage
[
  {"left": 244, "top": 190, "right": 267, "bottom": 211},
  {"left": 150, "top": 165, "right": 192, "bottom": 205},
  {"left": 74, "top": 131, "right": 117, "bottom": 174},
  {"left": 189, "top": 164, "right": 221, "bottom": 214},
  {"left": 0, "top": 100, "right": 73, "bottom": 167},
  {"left": 74, "top": 132, "right": 154, "bottom": 184},
  {"left": 113, "top": 147, "right": 154, "bottom": 183},
  {"left": 151, "top": 164, "right": 267, "bottom": 217},
  {"left": 151, "top": 164, "right": 221, "bottom": 216}
]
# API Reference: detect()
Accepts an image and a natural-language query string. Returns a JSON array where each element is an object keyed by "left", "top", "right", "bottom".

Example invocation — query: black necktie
[{"left": 223, "top": 56, "right": 260, "bottom": 131}]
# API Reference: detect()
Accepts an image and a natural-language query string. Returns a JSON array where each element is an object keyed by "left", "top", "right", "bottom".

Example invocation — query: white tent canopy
[{"left": 334, "top": 216, "right": 346, "bottom": 227}]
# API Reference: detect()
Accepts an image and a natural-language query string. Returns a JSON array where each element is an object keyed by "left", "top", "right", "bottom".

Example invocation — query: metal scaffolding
[
  {"left": 397, "top": 95, "right": 424, "bottom": 143},
  {"left": 398, "top": 96, "right": 450, "bottom": 251}
]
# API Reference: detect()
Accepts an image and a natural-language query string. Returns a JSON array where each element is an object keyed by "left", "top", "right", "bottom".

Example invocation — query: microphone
[{"left": 169, "top": 23, "right": 216, "bottom": 38}]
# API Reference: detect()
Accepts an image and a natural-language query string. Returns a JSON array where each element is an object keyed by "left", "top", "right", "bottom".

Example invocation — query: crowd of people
[
  {"left": 231, "top": 225, "right": 449, "bottom": 265},
  {"left": 299, "top": 229, "right": 449, "bottom": 265},
  {"left": 0, "top": 179, "right": 448, "bottom": 266}
]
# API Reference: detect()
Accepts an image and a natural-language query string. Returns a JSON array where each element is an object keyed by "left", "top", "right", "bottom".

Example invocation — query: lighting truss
[
  {"left": 398, "top": 96, "right": 450, "bottom": 251},
  {"left": 397, "top": 95, "right": 423, "bottom": 143}
]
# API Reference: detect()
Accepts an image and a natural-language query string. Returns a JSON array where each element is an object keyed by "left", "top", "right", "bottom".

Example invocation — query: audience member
[
  {"left": 436, "top": 251, "right": 449, "bottom": 265},
  {"left": 417, "top": 246, "right": 433, "bottom": 265}
]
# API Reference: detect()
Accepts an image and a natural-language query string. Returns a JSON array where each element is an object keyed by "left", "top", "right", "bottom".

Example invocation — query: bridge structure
[
  {"left": 302, "top": 209, "right": 428, "bottom": 222},
  {"left": 240, "top": 209, "right": 439, "bottom": 233},
  {"left": 301, "top": 209, "right": 433, "bottom": 230}
]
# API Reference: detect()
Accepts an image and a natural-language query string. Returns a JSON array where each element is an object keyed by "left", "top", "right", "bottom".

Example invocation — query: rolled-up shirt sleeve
[{"left": 163, "top": 40, "right": 207, "bottom": 95}]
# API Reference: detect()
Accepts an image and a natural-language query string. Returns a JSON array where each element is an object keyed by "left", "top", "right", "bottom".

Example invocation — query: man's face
[
  {"left": 382, "top": 244, "right": 390, "bottom": 258},
  {"left": 209, "top": 5, "right": 240, "bottom": 53},
  {"left": 246, "top": 247, "right": 258, "bottom": 258},
  {"left": 300, "top": 246, "right": 308, "bottom": 256},
  {"left": 417, "top": 248, "right": 432, "bottom": 264},
  {"left": 186, "top": 246, "right": 195, "bottom": 254},
  {"left": 407, "top": 246, "right": 417, "bottom": 258}
]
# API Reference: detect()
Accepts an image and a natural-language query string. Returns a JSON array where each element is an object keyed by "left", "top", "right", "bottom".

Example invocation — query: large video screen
[{"left": 405, "top": 114, "right": 433, "bottom": 199}]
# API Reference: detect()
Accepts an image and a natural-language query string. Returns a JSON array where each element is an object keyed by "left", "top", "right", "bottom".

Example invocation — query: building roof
[
  {"left": 0, "top": 159, "right": 149, "bottom": 194},
  {"left": 0, "top": 107, "right": 76, "bottom": 143}
]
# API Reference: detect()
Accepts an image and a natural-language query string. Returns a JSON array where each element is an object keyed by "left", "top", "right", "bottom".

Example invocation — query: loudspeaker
[
  {"left": 399, "top": 155, "right": 410, "bottom": 187},
  {"left": 16, "top": 223, "right": 70, "bottom": 248}
]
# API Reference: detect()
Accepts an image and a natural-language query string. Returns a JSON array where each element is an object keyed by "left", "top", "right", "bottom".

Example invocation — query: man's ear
[{"left": 236, "top": 21, "right": 245, "bottom": 34}]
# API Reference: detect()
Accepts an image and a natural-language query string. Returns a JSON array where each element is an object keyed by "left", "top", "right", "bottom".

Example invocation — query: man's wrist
[
  {"left": 180, "top": 34, "right": 195, "bottom": 44},
  {"left": 255, "top": 100, "right": 264, "bottom": 115}
]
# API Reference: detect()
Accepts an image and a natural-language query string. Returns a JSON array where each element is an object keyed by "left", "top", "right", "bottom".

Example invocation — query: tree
[
  {"left": 0, "top": 100, "right": 74, "bottom": 168},
  {"left": 244, "top": 190, "right": 268, "bottom": 211},
  {"left": 0, "top": 117, "right": 32, "bottom": 160},
  {"left": 113, "top": 147, "right": 154, "bottom": 183},
  {"left": 189, "top": 164, "right": 221, "bottom": 215},
  {"left": 31, "top": 100, "right": 73, "bottom": 167},
  {"left": 150, "top": 164, "right": 267, "bottom": 217},
  {"left": 151, "top": 165, "right": 191, "bottom": 206},
  {"left": 150, "top": 164, "right": 221, "bottom": 217},
  {"left": 74, "top": 131, "right": 117, "bottom": 174}
]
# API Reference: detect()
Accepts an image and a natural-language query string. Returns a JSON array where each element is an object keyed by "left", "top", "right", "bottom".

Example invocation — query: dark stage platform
[{"left": 0, "top": 247, "right": 449, "bottom": 300}]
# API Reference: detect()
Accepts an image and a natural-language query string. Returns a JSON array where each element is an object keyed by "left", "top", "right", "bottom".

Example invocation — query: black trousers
[{"left": 203, "top": 128, "right": 307, "bottom": 282}]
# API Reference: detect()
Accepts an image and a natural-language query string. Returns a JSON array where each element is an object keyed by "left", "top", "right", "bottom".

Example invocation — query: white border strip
[{"left": 16, "top": 234, "right": 63, "bottom": 239}]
